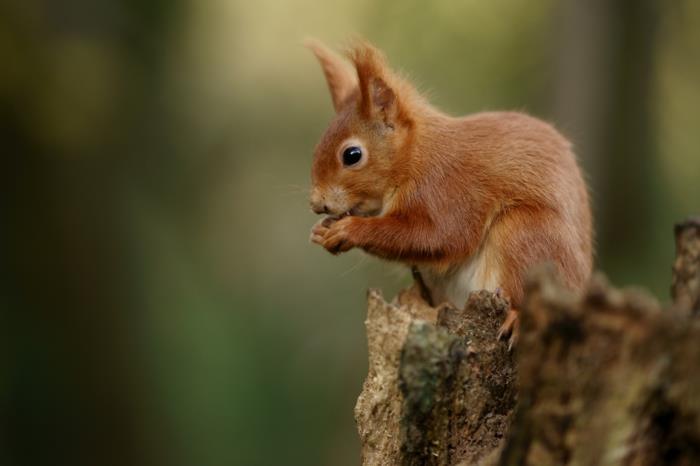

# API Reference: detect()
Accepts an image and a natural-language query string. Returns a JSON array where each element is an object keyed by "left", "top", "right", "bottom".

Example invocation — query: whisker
[
  {"left": 275, "top": 184, "right": 312, "bottom": 198},
  {"left": 339, "top": 254, "right": 368, "bottom": 277}
]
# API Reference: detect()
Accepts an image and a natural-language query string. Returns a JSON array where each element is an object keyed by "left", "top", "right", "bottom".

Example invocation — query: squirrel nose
[
  {"left": 311, "top": 203, "right": 328, "bottom": 215},
  {"left": 310, "top": 188, "right": 328, "bottom": 214}
]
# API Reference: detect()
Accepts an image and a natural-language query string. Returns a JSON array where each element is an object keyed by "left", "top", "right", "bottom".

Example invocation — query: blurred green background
[{"left": 2, "top": 0, "right": 699, "bottom": 465}]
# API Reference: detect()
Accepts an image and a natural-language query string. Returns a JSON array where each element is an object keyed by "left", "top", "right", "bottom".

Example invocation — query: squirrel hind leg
[
  {"left": 497, "top": 308, "right": 519, "bottom": 351},
  {"left": 411, "top": 266, "right": 434, "bottom": 306}
]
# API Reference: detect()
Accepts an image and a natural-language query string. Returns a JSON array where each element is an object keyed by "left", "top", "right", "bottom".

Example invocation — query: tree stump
[{"left": 354, "top": 218, "right": 700, "bottom": 465}]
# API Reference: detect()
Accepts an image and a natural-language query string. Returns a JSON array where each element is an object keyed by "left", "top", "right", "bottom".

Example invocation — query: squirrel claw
[
  {"left": 497, "top": 309, "right": 519, "bottom": 351},
  {"left": 310, "top": 225, "right": 327, "bottom": 245}
]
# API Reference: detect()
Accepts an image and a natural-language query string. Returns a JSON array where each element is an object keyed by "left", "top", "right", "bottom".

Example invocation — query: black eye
[{"left": 342, "top": 146, "right": 363, "bottom": 166}]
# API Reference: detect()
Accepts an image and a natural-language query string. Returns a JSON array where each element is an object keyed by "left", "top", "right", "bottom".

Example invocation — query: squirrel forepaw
[
  {"left": 322, "top": 219, "right": 354, "bottom": 254},
  {"left": 310, "top": 218, "right": 330, "bottom": 245},
  {"left": 310, "top": 217, "right": 354, "bottom": 255}
]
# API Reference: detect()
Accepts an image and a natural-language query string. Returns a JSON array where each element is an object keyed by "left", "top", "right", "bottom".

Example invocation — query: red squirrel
[{"left": 306, "top": 39, "right": 593, "bottom": 347}]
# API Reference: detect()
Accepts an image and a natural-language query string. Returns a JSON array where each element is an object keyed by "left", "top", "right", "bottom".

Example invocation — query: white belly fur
[{"left": 418, "top": 248, "right": 500, "bottom": 309}]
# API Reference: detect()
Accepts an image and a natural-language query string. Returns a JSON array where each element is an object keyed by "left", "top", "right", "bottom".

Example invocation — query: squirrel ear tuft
[
  {"left": 349, "top": 40, "right": 404, "bottom": 127},
  {"left": 304, "top": 38, "right": 357, "bottom": 112},
  {"left": 369, "top": 77, "right": 396, "bottom": 119}
]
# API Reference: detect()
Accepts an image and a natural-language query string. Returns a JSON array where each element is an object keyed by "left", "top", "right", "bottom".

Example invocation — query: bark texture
[
  {"left": 356, "top": 285, "right": 515, "bottom": 466},
  {"left": 355, "top": 220, "right": 700, "bottom": 466},
  {"left": 672, "top": 217, "right": 700, "bottom": 314}
]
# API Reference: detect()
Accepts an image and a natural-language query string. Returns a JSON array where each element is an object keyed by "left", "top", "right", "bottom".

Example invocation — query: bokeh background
[{"left": 3, "top": 0, "right": 699, "bottom": 465}]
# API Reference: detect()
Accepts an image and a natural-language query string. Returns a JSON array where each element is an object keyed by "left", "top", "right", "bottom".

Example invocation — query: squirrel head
[{"left": 306, "top": 39, "right": 421, "bottom": 218}]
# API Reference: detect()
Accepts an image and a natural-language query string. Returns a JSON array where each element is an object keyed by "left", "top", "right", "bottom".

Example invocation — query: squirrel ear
[
  {"left": 368, "top": 76, "right": 397, "bottom": 126},
  {"left": 350, "top": 41, "right": 403, "bottom": 127},
  {"left": 305, "top": 39, "right": 357, "bottom": 112}
]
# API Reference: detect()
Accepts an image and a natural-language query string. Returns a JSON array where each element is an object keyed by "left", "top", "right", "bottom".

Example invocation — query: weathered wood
[
  {"left": 355, "top": 285, "right": 514, "bottom": 465},
  {"left": 672, "top": 217, "right": 700, "bottom": 314},
  {"left": 354, "top": 286, "right": 436, "bottom": 466},
  {"left": 501, "top": 266, "right": 700, "bottom": 466},
  {"left": 356, "top": 218, "right": 700, "bottom": 466}
]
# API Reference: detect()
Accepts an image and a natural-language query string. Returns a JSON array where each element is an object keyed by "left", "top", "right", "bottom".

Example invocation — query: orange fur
[{"left": 307, "top": 39, "right": 593, "bottom": 343}]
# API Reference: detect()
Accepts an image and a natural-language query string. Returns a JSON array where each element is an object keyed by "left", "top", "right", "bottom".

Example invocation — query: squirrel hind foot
[{"left": 497, "top": 308, "right": 519, "bottom": 351}]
